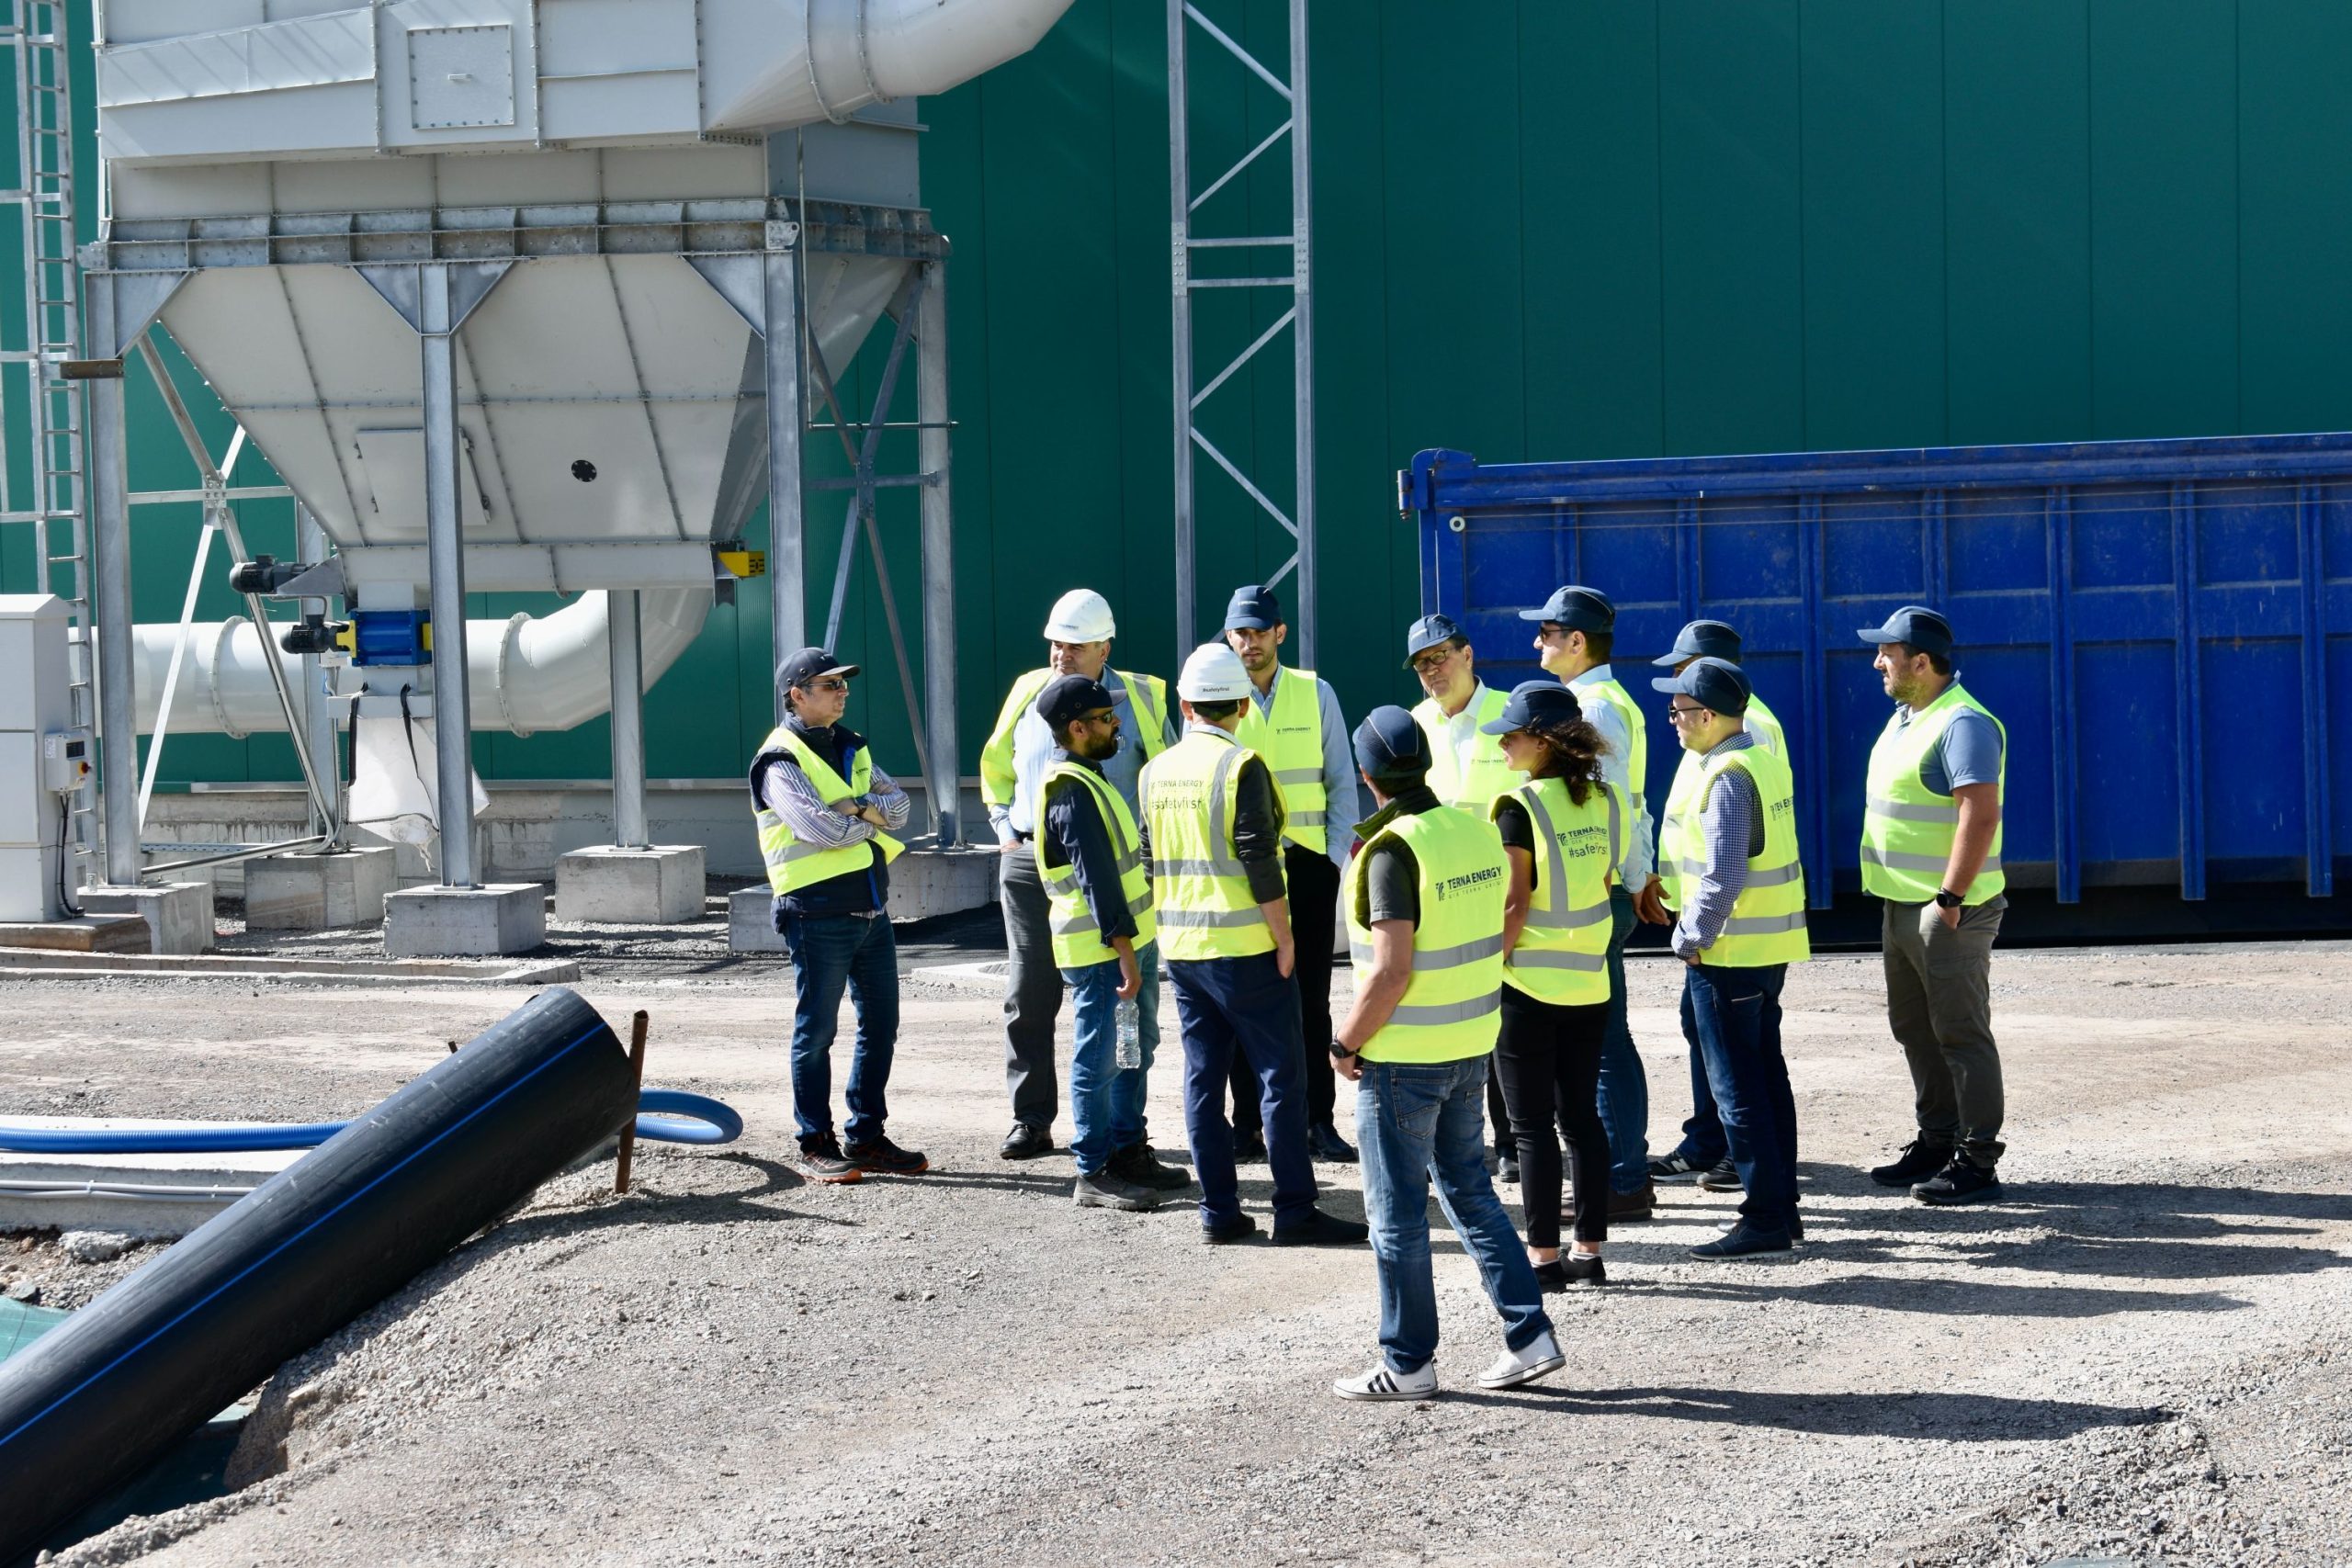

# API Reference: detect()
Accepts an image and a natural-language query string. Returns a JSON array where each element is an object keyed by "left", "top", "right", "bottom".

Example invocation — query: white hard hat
[
  {"left": 1043, "top": 588, "right": 1115, "bottom": 643},
  {"left": 1177, "top": 641, "right": 1252, "bottom": 702}
]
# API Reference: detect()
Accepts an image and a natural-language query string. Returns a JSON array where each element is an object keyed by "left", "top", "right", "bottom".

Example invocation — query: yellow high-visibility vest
[
  {"left": 1411, "top": 683, "right": 1521, "bottom": 814},
  {"left": 1575, "top": 673, "right": 1650, "bottom": 826},
  {"left": 1346, "top": 805, "right": 1509, "bottom": 1063},
  {"left": 1141, "top": 729, "right": 1283, "bottom": 961},
  {"left": 1659, "top": 691, "right": 1786, "bottom": 911},
  {"left": 750, "top": 726, "right": 905, "bottom": 896},
  {"left": 1492, "top": 776, "right": 1622, "bottom": 1006},
  {"left": 1231, "top": 666, "right": 1329, "bottom": 854},
  {"left": 1860, "top": 682, "right": 2007, "bottom": 905},
  {"left": 1038, "top": 760, "right": 1157, "bottom": 969},
  {"left": 980, "top": 666, "right": 1170, "bottom": 815},
  {"left": 1669, "top": 740, "right": 1810, "bottom": 967}
]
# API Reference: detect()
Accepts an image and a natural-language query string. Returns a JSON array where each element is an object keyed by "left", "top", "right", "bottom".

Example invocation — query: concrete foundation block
[
  {"left": 555, "top": 844, "right": 706, "bottom": 924},
  {"left": 728, "top": 885, "right": 786, "bottom": 953},
  {"left": 76, "top": 882, "right": 215, "bottom": 954},
  {"left": 885, "top": 844, "right": 1003, "bottom": 922},
  {"left": 243, "top": 847, "right": 400, "bottom": 930},
  {"left": 383, "top": 883, "right": 547, "bottom": 957}
]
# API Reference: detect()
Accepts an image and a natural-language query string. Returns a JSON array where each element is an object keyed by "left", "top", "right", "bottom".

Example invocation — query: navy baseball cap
[
  {"left": 777, "top": 646, "right": 858, "bottom": 691},
  {"left": 1651, "top": 656, "right": 1751, "bottom": 716},
  {"left": 1652, "top": 618, "right": 1744, "bottom": 667},
  {"left": 1519, "top": 585, "right": 1616, "bottom": 632},
  {"left": 1223, "top": 583, "right": 1283, "bottom": 631},
  {"left": 1480, "top": 679, "right": 1583, "bottom": 735},
  {"left": 1035, "top": 673, "right": 1117, "bottom": 731},
  {"left": 1351, "top": 705, "right": 1430, "bottom": 781},
  {"left": 1402, "top": 613, "right": 1465, "bottom": 667},
  {"left": 1857, "top": 604, "right": 1954, "bottom": 659}
]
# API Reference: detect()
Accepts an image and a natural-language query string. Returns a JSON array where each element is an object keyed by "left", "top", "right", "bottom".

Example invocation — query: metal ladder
[{"left": 2, "top": 0, "right": 95, "bottom": 891}]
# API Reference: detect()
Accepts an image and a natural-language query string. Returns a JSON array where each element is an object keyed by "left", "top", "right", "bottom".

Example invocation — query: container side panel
[{"left": 2075, "top": 639, "right": 2180, "bottom": 865}]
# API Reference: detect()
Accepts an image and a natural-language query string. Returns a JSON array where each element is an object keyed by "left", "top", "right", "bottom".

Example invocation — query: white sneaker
[
  {"left": 1331, "top": 1359, "right": 1438, "bottom": 1402},
  {"left": 1476, "top": 1331, "right": 1566, "bottom": 1390}
]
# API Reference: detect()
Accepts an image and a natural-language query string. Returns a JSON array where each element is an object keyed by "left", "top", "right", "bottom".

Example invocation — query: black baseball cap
[
  {"left": 777, "top": 646, "right": 859, "bottom": 691},
  {"left": 1479, "top": 679, "right": 1582, "bottom": 735},
  {"left": 1519, "top": 585, "right": 1615, "bottom": 632},
  {"left": 1351, "top": 705, "right": 1430, "bottom": 782},
  {"left": 1035, "top": 673, "right": 1118, "bottom": 731},
  {"left": 1402, "top": 613, "right": 1465, "bottom": 668},
  {"left": 1856, "top": 605, "right": 1954, "bottom": 659},
  {"left": 1223, "top": 583, "right": 1283, "bottom": 631},
  {"left": 1653, "top": 618, "right": 1743, "bottom": 667},
  {"left": 1650, "top": 656, "right": 1751, "bottom": 716}
]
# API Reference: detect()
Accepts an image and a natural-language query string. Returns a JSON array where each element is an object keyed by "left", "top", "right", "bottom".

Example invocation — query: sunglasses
[{"left": 802, "top": 677, "right": 849, "bottom": 694}]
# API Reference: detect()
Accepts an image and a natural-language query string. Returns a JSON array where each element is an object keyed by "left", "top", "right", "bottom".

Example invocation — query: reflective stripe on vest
[
  {"left": 1859, "top": 682, "right": 2007, "bottom": 905},
  {"left": 1492, "top": 775, "right": 1621, "bottom": 1006},
  {"left": 1232, "top": 667, "right": 1329, "bottom": 853},
  {"left": 1345, "top": 805, "right": 1509, "bottom": 1063},
  {"left": 1412, "top": 684, "right": 1521, "bottom": 815},
  {"left": 1658, "top": 692, "right": 1788, "bottom": 911},
  {"left": 1037, "top": 761, "right": 1159, "bottom": 969},
  {"left": 1675, "top": 742, "right": 1810, "bottom": 967},
  {"left": 750, "top": 726, "right": 906, "bottom": 897},
  {"left": 1141, "top": 730, "right": 1283, "bottom": 960},
  {"left": 1576, "top": 676, "right": 1649, "bottom": 820}
]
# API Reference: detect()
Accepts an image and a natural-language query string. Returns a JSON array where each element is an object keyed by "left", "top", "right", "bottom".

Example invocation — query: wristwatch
[
  {"left": 1934, "top": 887, "right": 1964, "bottom": 909},
  {"left": 1328, "top": 1037, "right": 1360, "bottom": 1060}
]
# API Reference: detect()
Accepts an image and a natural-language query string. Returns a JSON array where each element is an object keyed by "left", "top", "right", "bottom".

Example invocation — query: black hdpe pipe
[{"left": 0, "top": 986, "right": 638, "bottom": 1562}]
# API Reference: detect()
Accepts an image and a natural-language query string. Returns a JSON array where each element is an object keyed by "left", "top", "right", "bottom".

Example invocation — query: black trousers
[
  {"left": 1231, "top": 843, "right": 1340, "bottom": 1134},
  {"left": 1495, "top": 986, "right": 1612, "bottom": 1247}
]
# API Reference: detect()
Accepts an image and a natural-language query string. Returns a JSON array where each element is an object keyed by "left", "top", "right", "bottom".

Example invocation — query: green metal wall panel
[{"left": 14, "top": 0, "right": 2352, "bottom": 796}]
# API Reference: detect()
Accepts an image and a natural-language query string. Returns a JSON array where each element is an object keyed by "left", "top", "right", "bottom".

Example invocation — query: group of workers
[{"left": 747, "top": 581, "right": 2012, "bottom": 1399}]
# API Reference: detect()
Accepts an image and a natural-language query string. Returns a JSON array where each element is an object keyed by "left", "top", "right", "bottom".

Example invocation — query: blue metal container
[{"left": 1400, "top": 434, "right": 2349, "bottom": 908}]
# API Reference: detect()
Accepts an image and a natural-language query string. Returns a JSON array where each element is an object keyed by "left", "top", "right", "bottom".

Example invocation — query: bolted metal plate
[{"left": 408, "top": 26, "right": 516, "bottom": 131}]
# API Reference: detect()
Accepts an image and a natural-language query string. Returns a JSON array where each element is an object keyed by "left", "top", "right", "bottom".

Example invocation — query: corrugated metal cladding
[{"left": 9, "top": 0, "right": 2352, "bottom": 788}]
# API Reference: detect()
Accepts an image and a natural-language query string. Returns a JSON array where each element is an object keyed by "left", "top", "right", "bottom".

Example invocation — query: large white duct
[{"left": 131, "top": 590, "right": 711, "bottom": 739}]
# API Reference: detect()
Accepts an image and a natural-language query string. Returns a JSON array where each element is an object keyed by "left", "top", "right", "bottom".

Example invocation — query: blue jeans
[
  {"left": 780, "top": 911, "right": 899, "bottom": 1147},
  {"left": 1168, "top": 951, "right": 1317, "bottom": 1226},
  {"left": 1670, "top": 1039, "right": 1729, "bottom": 1168},
  {"left": 1356, "top": 1055, "right": 1554, "bottom": 1375},
  {"left": 1679, "top": 962, "right": 1797, "bottom": 1229},
  {"left": 1057, "top": 942, "right": 1162, "bottom": 1175},
  {"left": 1595, "top": 886, "right": 1650, "bottom": 1192}
]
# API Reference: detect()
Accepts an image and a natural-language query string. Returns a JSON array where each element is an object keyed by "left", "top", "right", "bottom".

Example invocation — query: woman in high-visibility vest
[{"left": 1484, "top": 681, "right": 1624, "bottom": 1289}]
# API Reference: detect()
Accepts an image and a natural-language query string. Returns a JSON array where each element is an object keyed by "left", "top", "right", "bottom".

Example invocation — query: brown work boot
[{"left": 1607, "top": 1180, "right": 1655, "bottom": 1222}]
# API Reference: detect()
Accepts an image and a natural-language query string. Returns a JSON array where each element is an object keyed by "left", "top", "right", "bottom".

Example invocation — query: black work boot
[
  {"left": 1912, "top": 1155, "right": 2004, "bottom": 1206},
  {"left": 1870, "top": 1138, "right": 1953, "bottom": 1189}
]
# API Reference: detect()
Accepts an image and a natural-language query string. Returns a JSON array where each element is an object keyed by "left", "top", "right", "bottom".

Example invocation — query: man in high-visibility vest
[
  {"left": 1141, "top": 641, "right": 1366, "bottom": 1247},
  {"left": 1856, "top": 606, "right": 2008, "bottom": 1206},
  {"left": 1032, "top": 672, "right": 1192, "bottom": 1212},
  {"left": 1642, "top": 618, "right": 1789, "bottom": 1194},
  {"left": 980, "top": 589, "right": 1174, "bottom": 1163},
  {"left": 1650, "top": 658, "right": 1810, "bottom": 1258},
  {"left": 1221, "top": 582, "right": 1361, "bottom": 1165},
  {"left": 749, "top": 647, "right": 924, "bottom": 1185},
  {"left": 1328, "top": 706, "right": 1562, "bottom": 1400},
  {"left": 1404, "top": 612, "right": 1522, "bottom": 1177},
  {"left": 1525, "top": 584, "right": 1658, "bottom": 1220}
]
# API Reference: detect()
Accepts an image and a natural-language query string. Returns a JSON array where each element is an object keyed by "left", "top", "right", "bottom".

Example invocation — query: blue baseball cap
[
  {"left": 777, "top": 646, "right": 858, "bottom": 691},
  {"left": 1034, "top": 673, "right": 1118, "bottom": 732},
  {"left": 1653, "top": 618, "right": 1743, "bottom": 667},
  {"left": 1351, "top": 705, "right": 1430, "bottom": 781},
  {"left": 1857, "top": 604, "right": 1954, "bottom": 659},
  {"left": 1651, "top": 656, "right": 1751, "bottom": 716},
  {"left": 1518, "top": 585, "right": 1615, "bottom": 632},
  {"left": 1479, "top": 679, "right": 1582, "bottom": 735},
  {"left": 1223, "top": 583, "right": 1283, "bottom": 631},
  {"left": 1403, "top": 613, "right": 1465, "bottom": 667}
]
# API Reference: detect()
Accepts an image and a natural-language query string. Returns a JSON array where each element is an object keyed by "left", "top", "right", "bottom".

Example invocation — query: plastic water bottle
[{"left": 1114, "top": 998, "right": 1142, "bottom": 1069}]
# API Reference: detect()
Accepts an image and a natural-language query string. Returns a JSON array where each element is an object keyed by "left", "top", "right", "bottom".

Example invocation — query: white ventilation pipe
[
  {"left": 702, "top": 0, "right": 1075, "bottom": 132},
  {"left": 130, "top": 590, "right": 712, "bottom": 739}
]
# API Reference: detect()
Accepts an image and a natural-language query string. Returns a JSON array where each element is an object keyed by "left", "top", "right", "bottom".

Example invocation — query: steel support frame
[
  {"left": 607, "top": 587, "right": 650, "bottom": 849},
  {"left": 1169, "top": 0, "right": 1316, "bottom": 667}
]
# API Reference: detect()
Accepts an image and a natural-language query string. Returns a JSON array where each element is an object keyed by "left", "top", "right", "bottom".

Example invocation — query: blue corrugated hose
[{"left": 0, "top": 1089, "right": 742, "bottom": 1154}]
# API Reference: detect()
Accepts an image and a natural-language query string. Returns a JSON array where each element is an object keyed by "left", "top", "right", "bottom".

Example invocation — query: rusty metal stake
[{"left": 616, "top": 1009, "right": 649, "bottom": 1194}]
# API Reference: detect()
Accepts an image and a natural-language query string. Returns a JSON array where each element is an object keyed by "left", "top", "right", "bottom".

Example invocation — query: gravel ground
[{"left": 3, "top": 935, "right": 2347, "bottom": 1567}]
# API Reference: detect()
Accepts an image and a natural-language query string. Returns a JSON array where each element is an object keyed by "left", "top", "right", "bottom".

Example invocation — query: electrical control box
[{"left": 41, "top": 729, "right": 92, "bottom": 795}]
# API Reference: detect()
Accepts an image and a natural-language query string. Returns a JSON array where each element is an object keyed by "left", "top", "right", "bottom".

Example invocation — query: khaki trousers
[{"left": 1881, "top": 897, "right": 2006, "bottom": 1168}]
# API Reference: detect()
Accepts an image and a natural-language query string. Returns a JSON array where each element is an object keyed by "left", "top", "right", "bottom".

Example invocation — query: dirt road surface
[{"left": 5, "top": 937, "right": 2347, "bottom": 1567}]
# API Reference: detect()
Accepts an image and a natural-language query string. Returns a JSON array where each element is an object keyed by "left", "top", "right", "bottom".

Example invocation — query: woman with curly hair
[{"left": 1480, "top": 680, "right": 1627, "bottom": 1286}]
